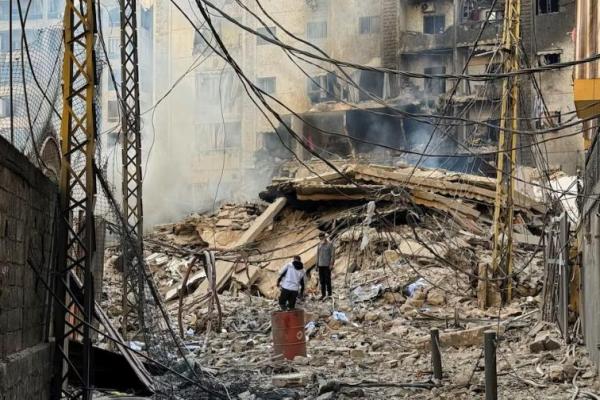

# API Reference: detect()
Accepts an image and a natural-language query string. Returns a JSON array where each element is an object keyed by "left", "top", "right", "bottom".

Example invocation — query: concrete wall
[
  {"left": 533, "top": 3, "right": 583, "bottom": 174},
  {"left": 0, "top": 136, "right": 56, "bottom": 400}
]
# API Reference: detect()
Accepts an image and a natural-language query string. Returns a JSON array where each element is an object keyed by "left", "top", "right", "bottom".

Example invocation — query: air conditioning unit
[{"left": 421, "top": 2, "right": 436, "bottom": 13}]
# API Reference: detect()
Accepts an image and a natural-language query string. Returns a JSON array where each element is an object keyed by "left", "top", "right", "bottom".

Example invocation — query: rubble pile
[{"left": 101, "top": 162, "right": 597, "bottom": 399}]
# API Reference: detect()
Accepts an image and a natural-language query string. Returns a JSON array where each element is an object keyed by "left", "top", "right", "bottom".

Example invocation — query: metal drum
[{"left": 271, "top": 309, "right": 307, "bottom": 360}]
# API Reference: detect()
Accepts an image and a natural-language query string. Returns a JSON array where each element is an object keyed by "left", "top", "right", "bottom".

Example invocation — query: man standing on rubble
[
  {"left": 316, "top": 232, "right": 335, "bottom": 300},
  {"left": 277, "top": 255, "right": 305, "bottom": 311}
]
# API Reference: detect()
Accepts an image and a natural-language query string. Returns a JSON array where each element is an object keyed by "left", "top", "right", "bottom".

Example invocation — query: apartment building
[
  {"left": 100, "top": 0, "right": 154, "bottom": 155},
  {"left": 150, "top": 0, "right": 396, "bottom": 214},
  {"left": 395, "top": 0, "right": 580, "bottom": 173}
]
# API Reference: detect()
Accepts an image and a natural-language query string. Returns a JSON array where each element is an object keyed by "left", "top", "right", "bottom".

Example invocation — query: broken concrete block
[
  {"left": 426, "top": 289, "right": 446, "bottom": 306},
  {"left": 419, "top": 325, "right": 505, "bottom": 350},
  {"left": 529, "top": 334, "right": 561, "bottom": 353},
  {"left": 364, "top": 311, "right": 379, "bottom": 322},
  {"left": 349, "top": 348, "right": 366, "bottom": 359},
  {"left": 271, "top": 372, "right": 314, "bottom": 388},
  {"left": 382, "top": 292, "right": 405, "bottom": 304}
]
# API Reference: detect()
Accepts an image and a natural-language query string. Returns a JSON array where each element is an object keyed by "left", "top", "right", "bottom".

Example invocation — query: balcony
[{"left": 399, "top": 20, "right": 502, "bottom": 54}]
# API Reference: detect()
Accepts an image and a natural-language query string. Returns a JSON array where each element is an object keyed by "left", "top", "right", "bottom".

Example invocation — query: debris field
[{"left": 101, "top": 162, "right": 596, "bottom": 399}]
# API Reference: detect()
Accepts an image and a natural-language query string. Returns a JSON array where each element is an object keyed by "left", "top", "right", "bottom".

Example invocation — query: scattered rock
[
  {"left": 426, "top": 289, "right": 446, "bottom": 306},
  {"left": 272, "top": 372, "right": 314, "bottom": 388},
  {"left": 529, "top": 334, "right": 561, "bottom": 353},
  {"left": 350, "top": 348, "right": 366, "bottom": 359}
]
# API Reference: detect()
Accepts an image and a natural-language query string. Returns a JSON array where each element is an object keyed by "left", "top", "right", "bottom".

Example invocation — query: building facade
[{"left": 148, "top": 0, "right": 582, "bottom": 224}]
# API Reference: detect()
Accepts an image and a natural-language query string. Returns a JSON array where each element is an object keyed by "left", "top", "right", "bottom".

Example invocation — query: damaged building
[
  {"left": 150, "top": 0, "right": 582, "bottom": 222},
  {"left": 1, "top": 0, "right": 599, "bottom": 398}
]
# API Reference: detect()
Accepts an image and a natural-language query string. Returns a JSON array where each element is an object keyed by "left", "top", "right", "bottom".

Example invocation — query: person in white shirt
[{"left": 277, "top": 255, "right": 305, "bottom": 311}]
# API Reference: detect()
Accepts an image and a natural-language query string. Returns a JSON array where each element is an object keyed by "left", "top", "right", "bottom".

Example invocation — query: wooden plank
[{"left": 230, "top": 197, "right": 287, "bottom": 249}]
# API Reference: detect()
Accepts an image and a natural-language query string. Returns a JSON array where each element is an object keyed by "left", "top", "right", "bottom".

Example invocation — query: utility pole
[
  {"left": 52, "top": 0, "right": 97, "bottom": 397},
  {"left": 120, "top": 0, "right": 145, "bottom": 339},
  {"left": 490, "top": 0, "right": 521, "bottom": 306}
]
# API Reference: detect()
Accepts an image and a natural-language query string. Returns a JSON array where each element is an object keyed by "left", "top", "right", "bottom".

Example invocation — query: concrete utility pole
[
  {"left": 52, "top": 0, "right": 98, "bottom": 397},
  {"left": 120, "top": 0, "right": 145, "bottom": 339},
  {"left": 490, "top": 0, "right": 521, "bottom": 306}
]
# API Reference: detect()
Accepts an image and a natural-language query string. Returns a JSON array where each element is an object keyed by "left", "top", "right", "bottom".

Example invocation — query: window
[
  {"left": 359, "top": 16, "right": 381, "bottom": 34},
  {"left": 307, "top": 75, "right": 327, "bottom": 103},
  {"left": 257, "top": 77, "right": 276, "bottom": 94},
  {"left": 108, "top": 7, "right": 120, "bottom": 27},
  {"left": 358, "top": 70, "right": 385, "bottom": 100},
  {"left": 196, "top": 74, "right": 222, "bottom": 102},
  {"left": 0, "top": 97, "right": 11, "bottom": 117},
  {"left": 307, "top": 21, "right": 327, "bottom": 40},
  {"left": 537, "top": 0, "right": 559, "bottom": 14},
  {"left": 486, "top": 119, "right": 500, "bottom": 142},
  {"left": 256, "top": 26, "right": 276, "bottom": 45},
  {"left": 196, "top": 72, "right": 242, "bottom": 109},
  {"left": 140, "top": 6, "right": 152, "bottom": 30},
  {"left": 28, "top": 0, "right": 42, "bottom": 19},
  {"left": 0, "top": 30, "right": 24, "bottom": 51},
  {"left": 48, "top": 0, "right": 61, "bottom": 18},
  {"left": 195, "top": 121, "right": 242, "bottom": 149},
  {"left": 423, "top": 15, "right": 445, "bottom": 34},
  {"left": 223, "top": 121, "right": 242, "bottom": 148},
  {"left": 193, "top": 29, "right": 211, "bottom": 54},
  {"left": 107, "top": 100, "right": 119, "bottom": 122},
  {"left": 540, "top": 53, "right": 561, "bottom": 65},
  {"left": 107, "top": 37, "right": 120, "bottom": 58},
  {"left": 424, "top": 66, "right": 446, "bottom": 96}
]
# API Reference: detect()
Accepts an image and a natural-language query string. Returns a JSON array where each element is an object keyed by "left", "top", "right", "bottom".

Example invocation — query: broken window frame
[
  {"left": 423, "top": 15, "right": 445, "bottom": 34},
  {"left": 359, "top": 15, "right": 381, "bottom": 35},
  {"left": 307, "top": 20, "right": 327, "bottom": 40}
]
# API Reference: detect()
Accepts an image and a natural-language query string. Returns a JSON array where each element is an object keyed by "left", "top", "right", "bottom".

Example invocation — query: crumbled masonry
[{"left": 99, "top": 161, "right": 595, "bottom": 399}]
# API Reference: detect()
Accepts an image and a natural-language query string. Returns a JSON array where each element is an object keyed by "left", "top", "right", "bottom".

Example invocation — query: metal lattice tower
[
  {"left": 490, "top": 0, "right": 521, "bottom": 305},
  {"left": 51, "top": 0, "right": 97, "bottom": 398},
  {"left": 120, "top": 0, "right": 145, "bottom": 339}
]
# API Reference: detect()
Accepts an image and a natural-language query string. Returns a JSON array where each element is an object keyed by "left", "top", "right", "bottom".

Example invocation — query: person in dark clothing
[
  {"left": 277, "top": 255, "right": 305, "bottom": 311},
  {"left": 316, "top": 233, "right": 335, "bottom": 300}
]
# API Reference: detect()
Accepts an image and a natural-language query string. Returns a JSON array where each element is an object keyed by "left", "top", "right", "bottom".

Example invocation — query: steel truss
[
  {"left": 119, "top": 0, "right": 145, "bottom": 339},
  {"left": 52, "top": 0, "right": 98, "bottom": 398},
  {"left": 490, "top": 0, "right": 521, "bottom": 305}
]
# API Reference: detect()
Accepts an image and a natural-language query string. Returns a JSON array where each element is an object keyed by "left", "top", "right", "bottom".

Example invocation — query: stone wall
[{"left": 0, "top": 136, "right": 57, "bottom": 400}]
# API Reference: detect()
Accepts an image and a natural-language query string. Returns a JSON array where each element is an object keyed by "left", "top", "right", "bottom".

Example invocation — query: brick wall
[
  {"left": 382, "top": 0, "right": 399, "bottom": 69},
  {"left": 0, "top": 136, "right": 57, "bottom": 400}
]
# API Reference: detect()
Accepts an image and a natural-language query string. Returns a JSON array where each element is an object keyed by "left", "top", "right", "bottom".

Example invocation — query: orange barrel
[{"left": 271, "top": 309, "right": 307, "bottom": 360}]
